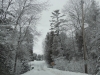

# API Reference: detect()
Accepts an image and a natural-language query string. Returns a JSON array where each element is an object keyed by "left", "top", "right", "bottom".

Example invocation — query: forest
[
  {"left": 0, "top": 0, "right": 100, "bottom": 75},
  {"left": 0, "top": 0, "right": 46, "bottom": 75},
  {"left": 44, "top": 0, "right": 100, "bottom": 75}
]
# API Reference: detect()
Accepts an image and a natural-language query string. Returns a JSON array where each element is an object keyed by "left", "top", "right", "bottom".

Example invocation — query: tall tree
[
  {"left": 12, "top": 0, "right": 47, "bottom": 74},
  {"left": 50, "top": 10, "right": 66, "bottom": 35},
  {"left": 44, "top": 31, "right": 54, "bottom": 67},
  {"left": 49, "top": 10, "right": 67, "bottom": 58},
  {"left": 63, "top": 0, "right": 93, "bottom": 73},
  {"left": 81, "top": 0, "right": 88, "bottom": 73}
]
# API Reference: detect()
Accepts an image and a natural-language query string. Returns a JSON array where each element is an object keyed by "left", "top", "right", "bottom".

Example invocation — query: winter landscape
[{"left": 0, "top": 0, "right": 100, "bottom": 75}]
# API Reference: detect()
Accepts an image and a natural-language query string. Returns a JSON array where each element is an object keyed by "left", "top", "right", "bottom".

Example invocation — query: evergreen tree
[
  {"left": 50, "top": 10, "right": 66, "bottom": 35},
  {"left": 44, "top": 31, "right": 54, "bottom": 67}
]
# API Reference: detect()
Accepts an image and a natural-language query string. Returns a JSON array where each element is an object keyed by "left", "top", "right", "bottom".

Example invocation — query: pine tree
[
  {"left": 50, "top": 10, "right": 66, "bottom": 35},
  {"left": 44, "top": 31, "right": 54, "bottom": 67}
]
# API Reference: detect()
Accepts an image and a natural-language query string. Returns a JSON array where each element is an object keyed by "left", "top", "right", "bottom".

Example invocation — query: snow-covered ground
[{"left": 22, "top": 60, "right": 88, "bottom": 75}]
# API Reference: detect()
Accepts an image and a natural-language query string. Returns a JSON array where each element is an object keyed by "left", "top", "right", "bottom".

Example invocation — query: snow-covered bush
[
  {"left": 20, "top": 61, "right": 30, "bottom": 74},
  {"left": 53, "top": 57, "right": 96, "bottom": 74},
  {"left": 96, "top": 56, "right": 100, "bottom": 75},
  {"left": 53, "top": 57, "right": 67, "bottom": 70}
]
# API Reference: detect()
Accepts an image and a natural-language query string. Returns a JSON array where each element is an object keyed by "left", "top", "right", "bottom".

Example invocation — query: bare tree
[
  {"left": 62, "top": 0, "right": 93, "bottom": 73},
  {"left": 0, "top": 0, "right": 14, "bottom": 24},
  {"left": 10, "top": 0, "right": 48, "bottom": 74},
  {"left": 81, "top": 0, "right": 88, "bottom": 73}
]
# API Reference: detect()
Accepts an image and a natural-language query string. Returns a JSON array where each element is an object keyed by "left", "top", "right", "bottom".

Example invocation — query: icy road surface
[{"left": 22, "top": 60, "right": 88, "bottom": 75}]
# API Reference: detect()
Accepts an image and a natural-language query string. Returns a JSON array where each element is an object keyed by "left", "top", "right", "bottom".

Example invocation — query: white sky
[{"left": 33, "top": 0, "right": 100, "bottom": 55}]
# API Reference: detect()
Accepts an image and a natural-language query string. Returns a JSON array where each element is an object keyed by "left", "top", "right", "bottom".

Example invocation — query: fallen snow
[
  {"left": 22, "top": 60, "right": 89, "bottom": 75},
  {"left": 28, "top": 60, "right": 47, "bottom": 70}
]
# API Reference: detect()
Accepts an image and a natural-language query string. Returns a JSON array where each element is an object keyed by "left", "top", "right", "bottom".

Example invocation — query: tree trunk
[
  {"left": 13, "top": 27, "right": 22, "bottom": 74},
  {"left": 81, "top": 0, "right": 88, "bottom": 73},
  {"left": 13, "top": 51, "right": 18, "bottom": 75},
  {"left": 85, "top": 64, "right": 88, "bottom": 73},
  {"left": 13, "top": 40, "right": 20, "bottom": 74}
]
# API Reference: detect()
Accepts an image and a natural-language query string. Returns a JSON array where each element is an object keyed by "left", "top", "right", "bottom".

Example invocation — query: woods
[
  {"left": 0, "top": 0, "right": 47, "bottom": 75},
  {"left": 1, "top": 0, "right": 100, "bottom": 75},
  {"left": 44, "top": 0, "right": 100, "bottom": 74}
]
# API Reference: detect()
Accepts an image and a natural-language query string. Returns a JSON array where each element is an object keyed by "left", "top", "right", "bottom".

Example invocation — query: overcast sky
[{"left": 33, "top": 0, "right": 100, "bottom": 55}]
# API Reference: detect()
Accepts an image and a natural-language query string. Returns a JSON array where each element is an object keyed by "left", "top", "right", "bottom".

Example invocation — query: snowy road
[{"left": 22, "top": 61, "right": 88, "bottom": 75}]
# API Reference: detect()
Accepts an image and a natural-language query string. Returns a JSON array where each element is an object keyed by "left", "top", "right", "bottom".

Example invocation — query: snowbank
[{"left": 22, "top": 61, "right": 88, "bottom": 75}]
